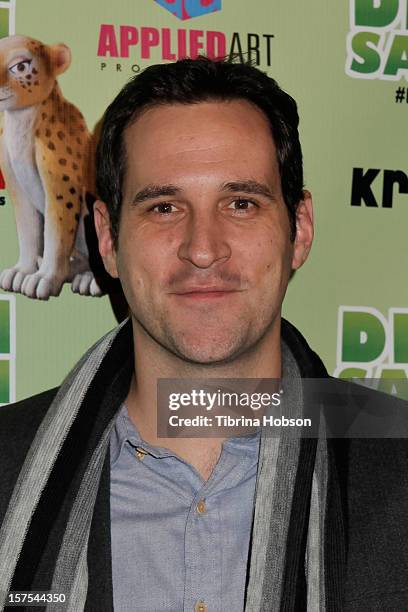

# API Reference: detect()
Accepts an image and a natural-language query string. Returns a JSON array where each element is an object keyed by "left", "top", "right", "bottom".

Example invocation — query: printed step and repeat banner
[{"left": 0, "top": 0, "right": 407, "bottom": 403}]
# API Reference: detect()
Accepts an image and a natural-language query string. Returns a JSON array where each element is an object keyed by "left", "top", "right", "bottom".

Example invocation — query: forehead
[
  {"left": 122, "top": 99, "right": 279, "bottom": 189},
  {"left": 0, "top": 35, "right": 37, "bottom": 56}
]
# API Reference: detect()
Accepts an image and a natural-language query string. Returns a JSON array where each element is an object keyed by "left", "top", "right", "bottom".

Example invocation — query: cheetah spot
[
  {"left": 56, "top": 194, "right": 63, "bottom": 200},
  {"left": 66, "top": 146, "right": 72, "bottom": 155},
  {"left": 59, "top": 158, "right": 67, "bottom": 166},
  {"left": 75, "top": 213, "right": 80, "bottom": 221},
  {"left": 73, "top": 162, "right": 78, "bottom": 171},
  {"left": 48, "top": 141, "right": 55, "bottom": 151},
  {"left": 57, "top": 131, "right": 65, "bottom": 140},
  {"left": 66, "top": 202, "right": 73, "bottom": 209},
  {"left": 45, "top": 128, "right": 51, "bottom": 138},
  {"left": 69, "top": 187, "right": 76, "bottom": 195},
  {"left": 62, "top": 175, "right": 70, "bottom": 182}
]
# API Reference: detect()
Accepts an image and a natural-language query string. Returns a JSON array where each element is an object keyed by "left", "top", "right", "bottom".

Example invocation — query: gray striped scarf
[{"left": 0, "top": 321, "right": 328, "bottom": 611}]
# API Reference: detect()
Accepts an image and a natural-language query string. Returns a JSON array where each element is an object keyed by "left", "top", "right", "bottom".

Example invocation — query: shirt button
[
  {"left": 194, "top": 601, "right": 208, "bottom": 612},
  {"left": 196, "top": 499, "right": 206, "bottom": 514},
  {"left": 135, "top": 447, "right": 147, "bottom": 460}
]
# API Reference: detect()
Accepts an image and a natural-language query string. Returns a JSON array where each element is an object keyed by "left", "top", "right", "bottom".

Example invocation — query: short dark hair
[{"left": 96, "top": 57, "right": 304, "bottom": 244}]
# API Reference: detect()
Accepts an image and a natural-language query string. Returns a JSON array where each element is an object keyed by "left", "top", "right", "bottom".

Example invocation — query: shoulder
[
  {"left": 0, "top": 387, "right": 59, "bottom": 522},
  {"left": 323, "top": 376, "right": 408, "bottom": 438},
  {"left": 0, "top": 387, "right": 59, "bottom": 436},
  {"left": 0, "top": 386, "right": 59, "bottom": 468}
]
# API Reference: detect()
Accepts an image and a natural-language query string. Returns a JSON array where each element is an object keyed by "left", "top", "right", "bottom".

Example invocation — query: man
[{"left": 0, "top": 57, "right": 407, "bottom": 612}]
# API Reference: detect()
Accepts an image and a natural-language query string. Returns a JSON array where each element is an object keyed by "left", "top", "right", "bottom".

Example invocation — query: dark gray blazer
[{"left": 1, "top": 319, "right": 408, "bottom": 611}]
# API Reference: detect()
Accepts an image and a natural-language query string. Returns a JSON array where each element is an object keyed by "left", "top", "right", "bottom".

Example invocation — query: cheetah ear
[{"left": 48, "top": 43, "right": 71, "bottom": 76}]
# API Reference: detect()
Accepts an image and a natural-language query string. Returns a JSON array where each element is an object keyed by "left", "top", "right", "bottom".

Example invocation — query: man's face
[{"left": 96, "top": 99, "right": 313, "bottom": 364}]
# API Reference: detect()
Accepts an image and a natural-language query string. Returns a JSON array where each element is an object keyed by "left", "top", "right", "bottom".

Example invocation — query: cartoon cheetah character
[{"left": 0, "top": 35, "right": 102, "bottom": 299}]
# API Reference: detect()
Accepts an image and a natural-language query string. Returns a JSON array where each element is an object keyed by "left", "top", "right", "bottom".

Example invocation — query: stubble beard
[{"left": 129, "top": 297, "right": 280, "bottom": 367}]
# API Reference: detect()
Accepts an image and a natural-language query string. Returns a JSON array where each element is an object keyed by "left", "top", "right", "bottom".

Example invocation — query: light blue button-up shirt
[{"left": 110, "top": 404, "right": 261, "bottom": 612}]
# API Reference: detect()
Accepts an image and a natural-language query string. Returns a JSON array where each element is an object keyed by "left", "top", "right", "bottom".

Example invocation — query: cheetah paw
[
  {"left": 71, "top": 271, "right": 103, "bottom": 296},
  {"left": 21, "top": 272, "right": 64, "bottom": 300},
  {"left": 0, "top": 266, "right": 37, "bottom": 293}
]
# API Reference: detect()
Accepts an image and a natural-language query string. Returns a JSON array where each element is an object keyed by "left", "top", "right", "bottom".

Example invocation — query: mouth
[{"left": 171, "top": 287, "right": 242, "bottom": 300}]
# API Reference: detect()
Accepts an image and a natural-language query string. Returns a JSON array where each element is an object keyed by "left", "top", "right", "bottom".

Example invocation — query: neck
[{"left": 125, "top": 317, "right": 282, "bottom": 479}]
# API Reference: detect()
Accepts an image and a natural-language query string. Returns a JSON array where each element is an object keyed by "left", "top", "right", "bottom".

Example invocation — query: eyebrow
[
  {"left": 220, "top": 180, "right": 277, "bottom": 201},
  {"left": 131, "top": 184, "right": 180, "bottom": 206},
  {"left": 130, "top": 179, "right": 277, "bottom": 206}
]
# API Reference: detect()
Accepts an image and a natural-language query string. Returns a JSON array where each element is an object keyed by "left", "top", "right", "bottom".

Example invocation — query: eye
[
  {"left": 149, "top": 202, "right": 177, "bottom": 215},
  {"left": 9, "top": 60, "right": 32, "bottom": 75},
  {"left": 227, "top": 198, "right": 258, "bottom": 213}
]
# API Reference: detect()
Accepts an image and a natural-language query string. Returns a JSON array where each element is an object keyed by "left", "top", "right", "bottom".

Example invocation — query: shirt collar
[{"left": 110, "top": 403, "right": 261, "bottom": 467}]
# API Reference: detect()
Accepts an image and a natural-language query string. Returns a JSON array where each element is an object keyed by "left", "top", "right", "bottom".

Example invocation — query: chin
[
  {"left": 177, "top": 352, "right": 236, "bottom": 366},
  {"left": 0, "top": 99, "right": 14, "bottom": 111},
  {"left": 172, "top": 338, "right": 244, "bottom": 365}
]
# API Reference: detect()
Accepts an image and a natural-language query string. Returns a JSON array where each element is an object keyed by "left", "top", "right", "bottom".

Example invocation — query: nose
[{"left": 177, "top": 209, "right": 231, "bottom": 269}]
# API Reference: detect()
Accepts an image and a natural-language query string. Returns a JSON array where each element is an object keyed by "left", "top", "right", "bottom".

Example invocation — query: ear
[
  {"left": 48, "top": 43, "right": 71, "bottom": 76},
  {"left": 93, "top": 200, "right": 119, "bottom": 279},
  {"left": 291, "top": 190, "right": 314, "bottom": 270}
]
